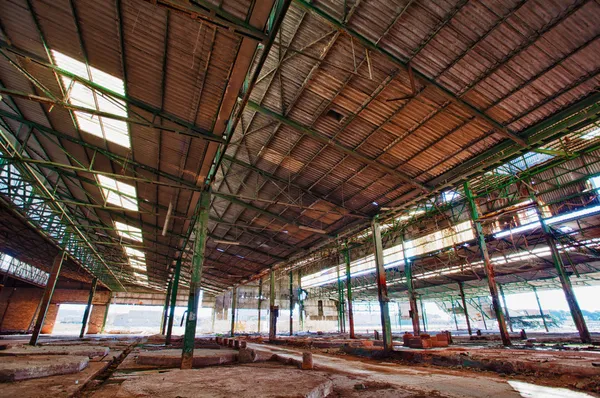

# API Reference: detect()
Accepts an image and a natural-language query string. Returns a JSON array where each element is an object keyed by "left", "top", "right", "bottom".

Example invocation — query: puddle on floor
[{"left": 508, "top": 381, "right": 593, "bottom": 397}]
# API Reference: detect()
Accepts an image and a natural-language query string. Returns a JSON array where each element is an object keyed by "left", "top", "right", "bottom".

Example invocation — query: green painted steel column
[
  {"left": 336, "top": 263, "right": 343, "bottom": 333},
  {"left": 79, "top": 277, "right": 98, "bottom": 338},
  {"left": 269, "top": 269, "right": 277, "bottom": 341},
  {"left": 181, "top": 187, "right": 211, "bottom": 369},
  {"left": 165, "top": 258, "right": 182, "bottom": 345},
  {"left": 298, "top": 270, "right": 304, "bottom": 331},
  {"left": 344, "top": 244, "right": 355, "bottom": 338},
  {"left": 101, "top": 296, "right": 111, "bottom": 334},
  {"left": 528, "top": 188, "right": 591, "bottom": 343},
  {"left": 289, "top": 271, "right": 293, "bottom": 336},
  {"left": 372, "top": 217, "right": 393, "bottom": 351},
  {"left": 420, "top": 297, "right": 427, "bottom": 332},
  {"left": 160, "top": 279, "right": 173, "bottom": 335},
  {"left": 532, "top": 286, "right": 549, "bottom": 332},
  {"left": 30, "top": 251, "right": 65, "bottom": 345},
  {"left": 401, "top": 233, "right": 420, "bottom": 335},
  {"left": 230, "top": 287, "right": 237, "bottom": 337},
  {"left": 499, "top": 285, "right": 514, "bottom": 332},
  {"left": 257, "top": 278, "right": 263, "bottom": 334},
  {"left": 464, "top": 181, "right": 511, "bottom": 346},
  {"left": 458, "top": 282, "right": 472, "bottom": 336},
  {"left": 450, "top": 298, "right": 459, "bottom": 331}
]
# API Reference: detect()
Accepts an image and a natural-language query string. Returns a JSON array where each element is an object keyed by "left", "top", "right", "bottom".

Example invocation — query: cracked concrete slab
[{"left": 0, "top": 355, "right": 89, "bottom": 382}]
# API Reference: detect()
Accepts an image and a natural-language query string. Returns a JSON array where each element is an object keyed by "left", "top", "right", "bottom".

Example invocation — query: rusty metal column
[
  {"left": 181, "top": 187, "right": 211, "bottom": 369},
  {"left": 529, "top": 190, "right": 591, "bottom": 343},
  {"left": 30, "top": 251, "right": 65, "bottom": 345},
  {"left": 344, "top": 243, "right": 355, "bottom": 338},
  {"left": 464, "top": 181, "right": 511, "bottom": 346},
  {"left": 165, "top": 258, "right": 182, "bottom": 345},
  {"left": 401, "top": 233, "right": 420, "bottom": 335},
  {"left": 257, "top": 278, "right": 263, "bottom": 334},
  {"left": 372, "top": 217, "right": 393, "bottom": 351},
  {"left": 532, "top": 286, "right": 549, "bottom": 332},
  {"left": 269, "top": 268, "right": 277, "bottom": 341},
  {"left": 289, "top": 270, "right": 293, "bottom": 336},
  {"left": 160, "top": 279, "right": 173, "bottom": 335},
  {"left": 499, "top": 285, "right": 514, "bottom": 332},
  {"left": 79, "top": 277, "right": 98, "bottom": 338},
  {"left": 230, "top": 287, "right": 237, "bottom": 337},
  {"left": 458, "top": 282, "right": 472, "bottom": 336},
  {"left": 420, "top": 297, "right": 427, "bottom": 333}
]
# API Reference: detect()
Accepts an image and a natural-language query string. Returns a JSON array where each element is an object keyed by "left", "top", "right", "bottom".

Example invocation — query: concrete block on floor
[
  {"left": 115, "top": 367, "right": 334, "bottom": 397},
  {"left": 136, "top": 348, "right": 238, "bottom": 368},
  {"left": 0, "top": 345, "right": 109, "bottom": 358},
  {"left": 0, "top": 355, "right": 89, "bottom": 382}
]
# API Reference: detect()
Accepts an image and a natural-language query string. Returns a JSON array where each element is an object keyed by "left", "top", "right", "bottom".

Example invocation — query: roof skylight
[
  {"left": 97, "top": 175, "right": 138, "bottom": 210},
  {"left": 52, "top": 50, "right": 130, "bottom": 148},
  {"left": 115, "top": 221, "right": 143, "bottom": 242}
]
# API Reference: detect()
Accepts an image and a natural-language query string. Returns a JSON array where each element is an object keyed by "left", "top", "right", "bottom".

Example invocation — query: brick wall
[
  {"left": 86, "top": 305, "right": 107, "bottom": 334},
  {"left": 0, "top": 286, "right": 110, "bottom": 334}
]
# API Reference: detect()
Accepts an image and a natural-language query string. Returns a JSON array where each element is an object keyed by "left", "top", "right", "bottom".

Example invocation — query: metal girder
[
  {"left": 146, "top": 0, "right": 268, "bottom": 42},
  {"left": 291, "top": 0, "right": 527, "bottom": 147},
  {"left": 221, "top": 155, "right": 368, "bottom": 219},
  {"left": 247, "top": 100, "right": 431, "bottom": 192},
  {"left": 213, "top": 191, "right": 336, "bottom": 238},
  {"left": 0, "top": 40, "right": 223, "bottom": 144}
]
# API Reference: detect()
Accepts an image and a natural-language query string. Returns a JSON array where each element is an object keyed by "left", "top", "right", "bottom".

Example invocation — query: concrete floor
[{"left": 0, "top": 333, "right": 597, "bottom": 397}]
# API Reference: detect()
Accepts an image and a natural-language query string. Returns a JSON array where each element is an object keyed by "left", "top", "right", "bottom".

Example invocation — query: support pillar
[
  {"left": 344, "top": 244, "right": 355, "bottom": 338},
  {"left": 464, "top": 181, "right": 511, "bottom": 346},
  {"left": 529, "top": 188, "right": 591, "bottom": 343},
  {"left": 257, "top": 278, "right": 263, "bottom": 334},
  {"left": 372, "top": 217, "right": 392, "bottom": 352},
  {"left": 30, "top": 251, "right": 65, "bottom": 345},
  {"left": 401, "top": 233, "right": 420, "bottom": 335},
  {"left": 181, "top": 187, "right": 210, "bottom": 369},
  {"left": 289, "top": 270, "right": 293, "bottom": 336},
  {"left": 451, "top": 298, "right": 459, "bottom": 331},
  {"left": 230, "top": 287, "right": 237, "bottom": 337},
  {"left": 269, "top": 269, "right": 277, "bottom": 341},
  {"left": 79, "top": 277, "right": 97, "bottom": 338},
  {"left": 499, "top": 285, "right": 513, "bottom": 332},
  {"left": 420, "top": 297, "right": 427, "bottom": 332},
  {"left": 458, "top": 282, "right": 472, "bottom": 336},
  {"left": 101, "top": 294, "right": 111, "bottom": 334},
  {"left": 532, "top": 286, "right": 549, "bottom": 332},
  {"left": 165, "top": 258, "right": 182, "bottom": 345},
  {"left": 160, "top": 279, "right": 173, "bottom": 335},
  {"left": 298, "top": 270, "right": 304, "bottom": 331}
]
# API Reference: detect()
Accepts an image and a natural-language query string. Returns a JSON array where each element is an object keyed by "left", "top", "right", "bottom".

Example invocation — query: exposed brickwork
[
  {"left": 0, "top": 287, "right": 110, "bottom": 334},
  {"left": 86, "top": 305, "right": 107, "bottom": 334}
]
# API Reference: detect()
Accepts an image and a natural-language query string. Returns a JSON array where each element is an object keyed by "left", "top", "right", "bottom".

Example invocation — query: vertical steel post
[
  {"left": 30, "top": 251, "right": 65, "bottom": 345},
  {"left": 344, "top": 244, "right": 355, "bottom": 338},
  {"left": 528, "top": 188, "right": 591, "bottom": 343},
  {"left": 477, "top": 296, "right": 488, "bottom": 330},
  {"left": 79, "top": 277, "right": 97, "bottom": 338},
  {"left": 257, "top": 278, "right": 263, "bottom": 334},
  {"left": 269, "top": 268, "right": 277, "bottom": 341},
  {"left": 499, "top": 285, "right": 513, "bottom": 332},
  {"left": 401, "top": 233, "right": 420, "bottom": 335},
  {"left": 298, "top": 270, "right": 304, "bottom": 331},
  {"left": 289, "top": 270, "right": 293, "bottom": 335},
  {"left": 181, "top": 187, "right": 211, "bottom": 369},
  {"left": 160, "top": 279, "right": 173, "bottom": 335},
  {"left": 230, "top": 287, "right": 237, "bottom": 337},
  {"left": 532, "top": 286, "right": 549, "bottom": 332},
  {"left": 458, "top": 282, "right": 472, "bottom": 336},
  {"left": 420, "top": 297, "right": 427, "bottom": 332},
  {"left": 372, "top": 217, "right": 393, "bottom": 351},
  {"left": 450, "top": 298, "right": 459, "bottom": 331},
  {"left": 464, "top": 181, "right": 511, "bottom": 346},
  {"left": 101, "top": 296, "right": 111, "bottom": 334},
  {"left": 336, "top": 263, "right": 343, "bottom": 333},
  {"left": 165, "top": 258, "right": 182, "bottom": 345}
]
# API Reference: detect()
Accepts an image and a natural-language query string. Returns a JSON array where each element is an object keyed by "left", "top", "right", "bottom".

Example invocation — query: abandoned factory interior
[{"left": 1, "top": 0, "right": 600, "bottom": 396}]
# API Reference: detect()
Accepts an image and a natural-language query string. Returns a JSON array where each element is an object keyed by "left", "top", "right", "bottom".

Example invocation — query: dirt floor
[{"left": 0, "top": 332, "right": 598, "bottom": 397}]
